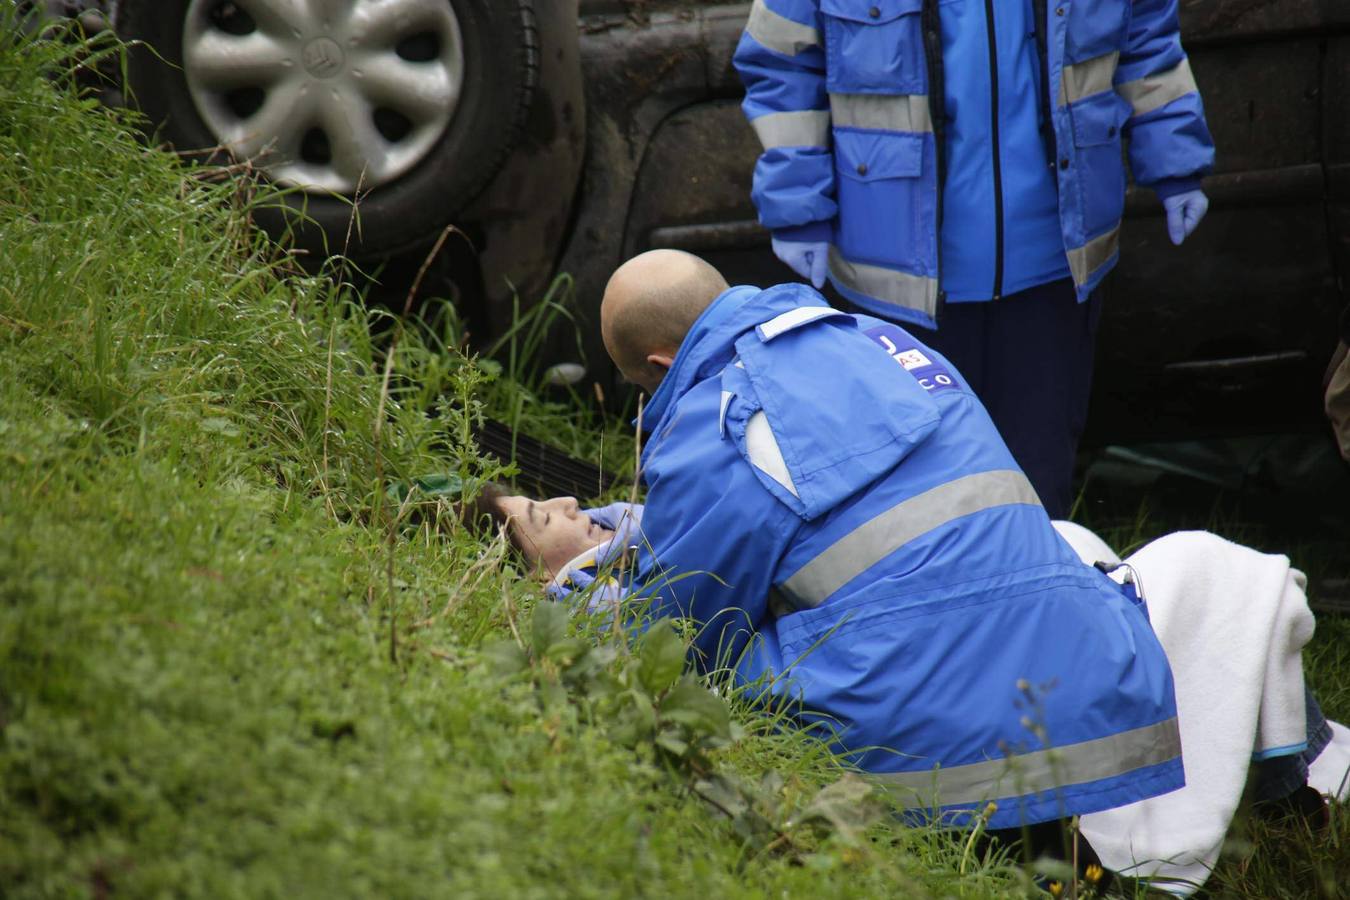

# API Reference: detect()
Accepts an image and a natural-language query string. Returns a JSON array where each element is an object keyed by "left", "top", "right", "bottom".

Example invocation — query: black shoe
[
  {"left": 983, "top": 819, "right": 1114, "bottom": 892},
  {"left": 1253, "top": 784, "right": 1330, "bottom": 831}
]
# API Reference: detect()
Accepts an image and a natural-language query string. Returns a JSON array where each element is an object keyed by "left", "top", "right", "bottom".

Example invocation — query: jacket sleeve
[
  {"left": 1113, "top": 0, "right": 1216, "bottom": 195},
  {"left": 733, "top": 0, "right": 837, "bottom": 240},
  {"left": 627, "top": 449, "right": 796, "bottom": 675}
]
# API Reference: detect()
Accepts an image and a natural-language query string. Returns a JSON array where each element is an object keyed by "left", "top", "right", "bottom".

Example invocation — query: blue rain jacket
[
  {"left": 936, "top": 0, "right": 1069, "bottom": 300},
  {"left": 734, "top": 0, "right": 1216, "bottom": 326},
  {"left": 616, "top": 283, "right": 1183, "bottom": 828}
]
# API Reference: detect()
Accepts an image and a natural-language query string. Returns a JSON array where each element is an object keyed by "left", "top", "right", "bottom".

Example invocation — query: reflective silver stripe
[
  {"left": 1067, "top": 224, "right": 1120, "bottom": 286},
  {"left": 778, "top": 470, "right": 1040, "bottom": 608},
  {"left": 1117, "top": 58, "right": 1199, "bottom": 118},
  {"left": 756, "top": 305, "right": 849, "bottom": 341},
  {"left": 751, "top": 109, "right": 831, "bottom": 149},
  {"left": 868, "top": 717, "right": 1182, "bottom": 808},
  {"left": 829, "top": 93, "right": 932, "bottom": 133},
  {"left": 1057, "top": 50, "right": 1119, "bottom": 106},
  {"left": 828, "top": 248, "right": 939, "bottom": 320},
  {"left": 746, "top": 0, "right": 820, "bottom": 57},
  {"left": 746, "top": 411, "right": 798, "bottom": 497}
]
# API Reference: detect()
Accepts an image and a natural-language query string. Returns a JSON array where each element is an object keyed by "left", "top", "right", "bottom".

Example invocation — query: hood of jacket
[{"left": 642, "top": 283, "right": 942, "bottom": 520}]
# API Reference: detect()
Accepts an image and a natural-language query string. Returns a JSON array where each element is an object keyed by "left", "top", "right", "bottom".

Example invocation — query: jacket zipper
[{"left": 982, "top": 0, "right": 1004, "bottom": 300}]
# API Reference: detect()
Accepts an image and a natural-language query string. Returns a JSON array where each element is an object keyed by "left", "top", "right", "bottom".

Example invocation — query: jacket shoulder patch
[{"left": 865, "top": 324, "right": 960, "bottom": 393}]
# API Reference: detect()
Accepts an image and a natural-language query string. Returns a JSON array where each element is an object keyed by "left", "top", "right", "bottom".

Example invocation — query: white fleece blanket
[{"left": 1051, "top": 522, "right": 1350, "bottom": 895}]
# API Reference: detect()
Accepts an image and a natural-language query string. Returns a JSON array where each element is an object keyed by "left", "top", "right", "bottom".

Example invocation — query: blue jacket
[
  {"left": 734, "top": 0, "right": 1216, "bottom": 326},
  {"left": 620, "top": 283, "right": 1183, "bottom": 828},
  {"left": 936, "top": 0, "right": 1069, "bottom": 301}
]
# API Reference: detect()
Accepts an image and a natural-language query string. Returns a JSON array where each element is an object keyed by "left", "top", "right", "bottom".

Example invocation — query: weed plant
[
  {"left": 426, "top": 274, "right": 640, "bottom": 491},
  {"left": 1, "top": 16, "right": 1346, "bottom": 899}
]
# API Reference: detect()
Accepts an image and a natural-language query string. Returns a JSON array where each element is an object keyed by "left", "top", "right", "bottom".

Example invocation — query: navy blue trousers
[
  {"left": 1252, "top": 687, "right": 1333, "bottom": 803},
  {"left": 913, "top": 279, "right": 1102, "bottom": 519}
]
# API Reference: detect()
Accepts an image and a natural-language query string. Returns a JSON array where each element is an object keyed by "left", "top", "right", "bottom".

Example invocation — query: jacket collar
[{"left": 639, "top": 283, "right": 831, "bottom": 434}]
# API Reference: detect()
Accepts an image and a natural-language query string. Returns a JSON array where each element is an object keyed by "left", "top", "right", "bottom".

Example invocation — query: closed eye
[{"left": 528, "top": 500, "right": 551, "bottom": 526}]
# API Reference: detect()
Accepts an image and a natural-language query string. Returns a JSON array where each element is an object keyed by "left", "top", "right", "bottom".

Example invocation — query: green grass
[
  {"left": 0, "top": 22, "right": 1007, "bottom": 898},
  {"left": 0, "top": 19, "right": 1346, "bottom": 899}
]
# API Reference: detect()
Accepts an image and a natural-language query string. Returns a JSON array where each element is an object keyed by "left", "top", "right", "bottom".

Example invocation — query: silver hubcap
[{"left": 182, "top": 0, "right": 464, "bottom": 194}]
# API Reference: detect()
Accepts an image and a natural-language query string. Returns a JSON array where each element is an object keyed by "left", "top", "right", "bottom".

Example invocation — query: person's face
[{"left": 497, "top": 495, "right": 615, "bottom": 576}]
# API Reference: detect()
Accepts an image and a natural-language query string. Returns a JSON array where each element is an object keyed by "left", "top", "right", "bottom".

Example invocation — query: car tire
[{"left": 118, "top": 0, "right": 539, "bottom": 258}]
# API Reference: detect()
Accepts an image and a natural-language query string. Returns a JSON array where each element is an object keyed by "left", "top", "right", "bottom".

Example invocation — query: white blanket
[{"left": 1051, "top": 522, "right": 1350, "bottom": 895}]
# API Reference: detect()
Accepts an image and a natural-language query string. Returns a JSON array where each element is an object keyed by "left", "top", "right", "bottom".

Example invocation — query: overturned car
[{"left": 30, "top": 0, "right": 1350, "bottom": 443}]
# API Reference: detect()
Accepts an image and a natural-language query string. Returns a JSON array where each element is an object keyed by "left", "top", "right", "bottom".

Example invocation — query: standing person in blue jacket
[
  {"left": 598, "top": 249, "right": 1183, "bottom": 850},
  {"left": 732, "top": 0, "right": 1215, "bottom": 517}
]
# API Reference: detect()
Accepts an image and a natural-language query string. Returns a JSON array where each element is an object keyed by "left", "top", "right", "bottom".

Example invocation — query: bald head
[{"left": 601, "top": 250, "right": 729, "bottom": 392}]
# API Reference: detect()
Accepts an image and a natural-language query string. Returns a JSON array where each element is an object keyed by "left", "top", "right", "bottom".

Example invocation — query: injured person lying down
[{"left": 463, "top": 250, "right": 1347, "bottom": 894}]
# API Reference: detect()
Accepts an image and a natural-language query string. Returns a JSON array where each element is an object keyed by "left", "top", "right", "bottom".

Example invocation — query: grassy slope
[
  {"left": 0, "top": 24, "right": 1346, "bottom": 899},
  {"left": 0, "top": 27, "right": 1007, "bottom": 899}
]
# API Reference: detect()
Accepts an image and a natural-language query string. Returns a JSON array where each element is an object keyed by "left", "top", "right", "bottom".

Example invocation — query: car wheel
[{"left": 118, "top": 0, "right": 539, "bottom": 258}]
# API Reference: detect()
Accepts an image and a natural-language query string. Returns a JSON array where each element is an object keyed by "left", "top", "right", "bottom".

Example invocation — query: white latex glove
[
  {"left": 771, "top": 237, "right": 829, "bottom": 289},
  {"left": 1162, "top": 189, "right": 1209, "bottom": 246}
]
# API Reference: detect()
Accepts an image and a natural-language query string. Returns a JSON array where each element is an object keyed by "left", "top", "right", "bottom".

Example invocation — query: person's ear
[{"left": 646, "top": 353, "right": 675, "bottom": 373}]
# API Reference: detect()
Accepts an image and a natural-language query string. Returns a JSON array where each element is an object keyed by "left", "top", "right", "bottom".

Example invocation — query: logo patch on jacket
[
  {"left": 893, "top": 348, "right": 932, "bottom": 371},
  {"left": 865, "top": 325, "right": 959, "bottom": 393}
]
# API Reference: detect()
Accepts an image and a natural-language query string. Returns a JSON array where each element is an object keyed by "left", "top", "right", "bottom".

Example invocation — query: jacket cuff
[
  {"left": 773, "top": 220, "right": 833, "bottom": 244},
  {"left": 1152, "top": 176, "right": 1204, "bottom": 201}
]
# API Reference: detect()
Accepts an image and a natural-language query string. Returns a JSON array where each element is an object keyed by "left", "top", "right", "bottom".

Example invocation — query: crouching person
[
  {"left": 471, "top": 452, "right": 1347, "bottom": 893},
  {"left": 587, "top": 251, "right": 1184, "bottom": 853}
]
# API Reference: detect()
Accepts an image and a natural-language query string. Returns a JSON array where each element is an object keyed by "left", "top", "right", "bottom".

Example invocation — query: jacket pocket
[
  {"left": 820, "top": 0, "right": 927, "bottom": 94},
  {"left": 1069, "top": 91, "right": 1129, "bottom": 239},
  {"left": 832, "top": 129, "right": 930, "bottom": 269}
]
